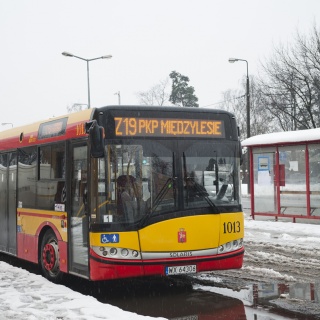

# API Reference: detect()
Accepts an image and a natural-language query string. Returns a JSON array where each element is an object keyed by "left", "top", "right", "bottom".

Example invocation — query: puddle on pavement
[
  {"left": 97, "top": 278, "right": 320, "bottom": 320},
  {"left": 194, "top": 282, "right": 320, "bottom": 320},
  {"left": 105, "top": 286, "right": 247, "bottom": 319}
]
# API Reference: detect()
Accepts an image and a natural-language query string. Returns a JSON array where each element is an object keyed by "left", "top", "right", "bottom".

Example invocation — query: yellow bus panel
[
  {"left": 138, "top": 215, "right": 221, "bottom": 252},
  {"left": 219, "top": 212, "right": 244, "bottom": 244}
]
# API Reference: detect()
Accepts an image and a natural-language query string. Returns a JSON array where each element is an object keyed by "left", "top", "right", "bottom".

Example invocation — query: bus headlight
[
  {"left": 91, "top": 246, "right": 141, "bottom": 260},
  {"left": 110, "top": 248, "right": 117, "bottom": 255},
  {"left": 132, "top": 250, "right": 139, "bottom": 258},
  {"left": 218, "top": 238, "right": 243, "bottom": 254},
  {"left": 121, "top": 248, "right": 129, "bottom": 257}
]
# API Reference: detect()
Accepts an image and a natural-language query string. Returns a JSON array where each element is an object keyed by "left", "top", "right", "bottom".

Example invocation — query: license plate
[{"left": 165, "top": 264, "right": 196, "bottom": 275}]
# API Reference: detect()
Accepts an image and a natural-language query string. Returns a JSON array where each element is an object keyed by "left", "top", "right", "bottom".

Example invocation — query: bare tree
[
  {"left": 219, "top": 76, "right": 277, "bottom": 140},
  {"left": 258, "top": 23, "right": 320, "bottom": 130},
  {"left": 67, "top": 103, "right": 87, "bottom": 113},
  {"left": 137, "top": 78, "right": 171, "bottom": 106}
]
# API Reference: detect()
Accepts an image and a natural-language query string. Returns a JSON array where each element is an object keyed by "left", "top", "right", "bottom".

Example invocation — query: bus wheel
[{"left": 40, "top": 229, "right": 63, "bottom": 283}]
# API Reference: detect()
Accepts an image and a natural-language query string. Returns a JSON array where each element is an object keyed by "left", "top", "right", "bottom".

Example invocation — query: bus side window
[
  {"left": 18, "top": 147, "right": 37, "bottom": 209},
  {"left": 40, "top": 144, "right": 65, "bottom": 179},
  {"left": 38, "top": 143, "right": 66, "bottom": 210}
]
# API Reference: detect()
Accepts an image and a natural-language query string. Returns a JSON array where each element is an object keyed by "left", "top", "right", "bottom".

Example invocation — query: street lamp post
[
  {"left": 229, "top": 57, "right": 251, "bottom": 193},
  {"left": 228, "top": 58, "right": 250, "bottom": 139},
  {"left": 114, "top": 91, "right": 121, "bottom": 105},
  {"left": 62, "top": 52, "right": 112, "bottom": 109}
]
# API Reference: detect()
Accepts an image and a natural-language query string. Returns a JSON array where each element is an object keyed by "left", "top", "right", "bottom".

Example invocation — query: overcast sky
[{"left": 0, "top": 0, "right": 319, "bottom": 129}]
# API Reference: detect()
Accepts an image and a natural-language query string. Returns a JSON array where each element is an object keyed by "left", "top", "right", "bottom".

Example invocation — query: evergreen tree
[{"left": 169, "top": 71, "right": 199, "bottom": 107}]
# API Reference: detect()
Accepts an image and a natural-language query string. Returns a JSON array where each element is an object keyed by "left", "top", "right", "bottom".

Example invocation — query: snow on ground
[
  {"left": 0, "top": 261, "right": 166, "bottom": 320},
  {"left": 201, "top": 212, "right": 320, "bottom": 284},
  {"left": 241, "top": 213, "right": 320, "bottom": 283},
  {"left": 192, "top": 213, "right": 320, "bottom": 318},
  {"left": 0, "top": 213, "right": 319, "bottom": 319}
]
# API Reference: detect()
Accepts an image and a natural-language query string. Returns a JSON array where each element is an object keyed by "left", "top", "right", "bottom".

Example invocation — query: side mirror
[{"left": 85, "top": 120, "right": 105, "bottom": 158}]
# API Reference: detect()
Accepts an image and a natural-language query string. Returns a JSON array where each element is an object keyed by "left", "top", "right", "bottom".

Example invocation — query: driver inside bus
[
  {"left": 120, "top": 183, "right": 136, "bottom": 222},
  {"left": 185, "top": 171, "right": 208, "bottom": 201}
]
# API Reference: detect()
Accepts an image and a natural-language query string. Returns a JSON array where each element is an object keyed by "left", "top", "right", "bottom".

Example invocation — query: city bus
[{"left": 0, "top": 105, "right": 244, "bottom": 282}]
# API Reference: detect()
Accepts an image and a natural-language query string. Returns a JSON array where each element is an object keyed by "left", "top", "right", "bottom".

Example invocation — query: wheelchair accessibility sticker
[{"left": 101, "top": 234, "right": 119, "bottom": 243}]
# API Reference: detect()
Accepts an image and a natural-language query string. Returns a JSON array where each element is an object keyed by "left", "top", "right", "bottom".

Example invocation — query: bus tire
[{"left": 39, "top": 229, "right": 63, "bottom": 283}]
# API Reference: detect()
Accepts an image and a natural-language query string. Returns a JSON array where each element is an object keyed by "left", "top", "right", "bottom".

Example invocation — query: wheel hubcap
[{"left": 42, "top": 241, "right": 59, "bottom": 273}]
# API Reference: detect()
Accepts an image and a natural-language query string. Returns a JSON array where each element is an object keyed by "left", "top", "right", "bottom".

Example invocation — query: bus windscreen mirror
[
  {"left": 85, "top": 121, "right": 94, "bottom": 134},
  {"left": 86, "top": 121, "right": 105, "bottom": 158}
]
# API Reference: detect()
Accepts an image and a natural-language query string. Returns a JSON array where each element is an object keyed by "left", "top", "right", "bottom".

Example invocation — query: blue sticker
[
  {"left": 258, "top": 156, "right": 270, "bottom": 171},
  {"left": 101, "top": 234, "right": 119, "bottom": 244}
]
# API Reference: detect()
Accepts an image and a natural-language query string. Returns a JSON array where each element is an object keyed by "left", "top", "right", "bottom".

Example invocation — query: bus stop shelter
[{"left": 242, "top": 128, "right": 320, "bottom": 222}]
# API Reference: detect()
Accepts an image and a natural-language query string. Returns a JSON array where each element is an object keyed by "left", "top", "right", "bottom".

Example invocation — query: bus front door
[{"left": 69, "top": 144, "right": 89, "bottom": 277}]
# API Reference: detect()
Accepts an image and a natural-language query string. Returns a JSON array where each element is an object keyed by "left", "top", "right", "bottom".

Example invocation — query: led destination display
[{"left": 115, "top": 117, "right": 225, "bottom": 138}]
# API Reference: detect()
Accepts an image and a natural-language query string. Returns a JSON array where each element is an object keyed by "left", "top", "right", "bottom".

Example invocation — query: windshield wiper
[
  {"left": 186, "top": 177, "right": 220, "bottom": 213},
  {"left": 150, "top": 177, "right": 176, "bottom": 212},
  {"left": 183, "top": 152, "right": 220, "bottom": 213},
  {"left": 147, "top": 152, "right": 177, "bottom": 215}
]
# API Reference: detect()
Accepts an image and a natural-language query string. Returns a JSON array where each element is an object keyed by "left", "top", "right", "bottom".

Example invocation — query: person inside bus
[
  {"left": 144, "top": 178, "right": 152, "bottom": 212},
  {"left": 120, "top": 183, "right": 136, "bottom": 222},
  {"left": 185, "top": 171, "right": 208, "bottom": 201},
  {"left": 206, "top": 158, "right": 216, "bottom": 171},
  {"left": 132, "top": 181, "right": 147, "bottom": 217}
]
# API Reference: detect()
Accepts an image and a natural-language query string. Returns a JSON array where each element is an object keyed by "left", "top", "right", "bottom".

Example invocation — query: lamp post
[
  {"left": 62, "top": 52, "right": 112, "bottom": 109},
  {"left": 1, "top": 123, "right": 13, "bottom": 128},
  {"left": 229, "top": 57, "right": 250, "bottom": 193},
  {"left": 114, "top": 91, "right": 121, "bottom": 105},
  {"left": 228, "top": 58, "right": 250, "bottom": 139}
]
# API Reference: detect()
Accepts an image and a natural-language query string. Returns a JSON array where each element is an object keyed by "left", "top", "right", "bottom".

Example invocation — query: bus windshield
[{"left": 91, "top": 139, "right": 241, "bottom": 225}]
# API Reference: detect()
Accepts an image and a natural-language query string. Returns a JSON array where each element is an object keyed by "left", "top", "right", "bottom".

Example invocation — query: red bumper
[{"left": 89, "top": 247, "right": 244, "bottom": 281}]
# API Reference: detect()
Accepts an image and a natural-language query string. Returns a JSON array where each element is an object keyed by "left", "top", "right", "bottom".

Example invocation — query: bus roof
[
  {"left": 242, "top": 127, "right": 320, "bottom": 148},
  {"left": 0, "top": 106, "right": 237, "bottom": 151},
  {"left": 0, "top": 108, "right": 94, "bottom": 151},
  {"left": 98, "top": 105, "right": 235, "bottom": 116}
]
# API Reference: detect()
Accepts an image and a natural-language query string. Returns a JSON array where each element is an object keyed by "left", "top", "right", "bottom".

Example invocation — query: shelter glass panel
[
  {"left": 308, "top": 144, "right": 320, "bottom": 216},
  {"left": 278, "top": 145, "right": 307, "bottom": 215},
  {"left": 252, "top": 148, "right": 276, "bottom": 213}
]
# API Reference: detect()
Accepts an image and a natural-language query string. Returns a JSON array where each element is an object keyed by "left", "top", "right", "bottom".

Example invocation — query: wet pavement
[
  {"left": 192, "top": 278, "right": 320, "bottom": 320},
  {"left": 1, "top": 252, "right": 319, "bottom": 319},
  {"left": 65, "top": 275, "right": 320, "bottom": 320}
]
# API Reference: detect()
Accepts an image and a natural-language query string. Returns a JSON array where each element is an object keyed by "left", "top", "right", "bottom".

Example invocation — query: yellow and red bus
[{"left": 0, "top": 106, "right": 244, "bottom": 282}]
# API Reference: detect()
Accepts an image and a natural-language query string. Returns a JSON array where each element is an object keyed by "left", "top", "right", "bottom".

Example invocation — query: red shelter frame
[{"left": 243, "top": 129, "right": 320, "bottom": 223}]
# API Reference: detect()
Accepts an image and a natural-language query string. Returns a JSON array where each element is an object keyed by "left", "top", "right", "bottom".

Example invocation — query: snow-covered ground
[
  {"left": 209, "top": 210, "right": 320, "bottom": 284},
  {"left": 192, "top": 210, "right": 320, "bottom": 318},
  {"left": 0, "top": 211, "right": 319, "bottom": 319},
  {"left": 0, "top": 261, "right": 166, "bottom": 320}
]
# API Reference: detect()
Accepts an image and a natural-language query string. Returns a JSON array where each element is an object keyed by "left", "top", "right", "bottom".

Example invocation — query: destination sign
[
  {"left": 38, "top": 118, "right": 68, "bottom": 140},
  {"left": 114, "top": 117, "right": 225, "bottom": 138}
]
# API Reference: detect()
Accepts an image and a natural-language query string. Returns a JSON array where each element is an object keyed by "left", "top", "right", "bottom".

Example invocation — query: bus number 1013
[{"left": 223, "top": 221, "right": 241, "bottom": 234}]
